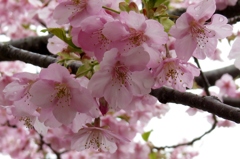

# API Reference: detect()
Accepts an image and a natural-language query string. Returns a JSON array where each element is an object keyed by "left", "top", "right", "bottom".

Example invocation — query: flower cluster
[{"left": 1, "top": 0, "right": 234, "bottom": 157}]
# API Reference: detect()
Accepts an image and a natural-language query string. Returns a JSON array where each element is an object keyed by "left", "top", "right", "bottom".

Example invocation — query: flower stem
[{"left": 102, "top": 6, "right": 120, "bottom": 14}]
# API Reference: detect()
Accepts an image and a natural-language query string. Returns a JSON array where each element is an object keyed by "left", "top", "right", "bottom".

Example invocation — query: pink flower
[
  {"left": 72, "top": 14, "right": 114, "bottom": 61},
  {"left": 153, "top": 58, "right": 200, "bottom": 92},
  {"left": 215, "top": 74, "right": 237, "bottom": 97},
  {"left": 29, "top": 63, "right": 98, "bottom": 125},
  {"left": 228, "top": 37, "right": 240, "bottom": 69},
  {"left": 169, "top": 0, "right": 232, "bottom": 61},
  {"left": 216, "top": 0, "right": 237, "bottom": 10},
  {"left": 47, "top": 36, "right": 68, "bottom": 54},
  {"left": 53, "top": 0, "right": 107, "bottom": 27},
  {"left": 70, "top": 126, "right": 129, "bottom": 153},
  {"left": 88, "top": 47, "right": 154, "bottom": 110},
  {"left": 102, "top": 11, "right": 168, "bottom": 53}
]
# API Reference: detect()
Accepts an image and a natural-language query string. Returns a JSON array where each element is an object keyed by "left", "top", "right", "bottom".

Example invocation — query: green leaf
[
  {"left": 160, "top": 17, "right": 174, "bottom": 32},
  {"left": 154, "top": 0, "right": 170, "bottom": 8},
  {"left": 149, "top": 152, "right": 158, "bottom": 159},
  {"left": 142, "top": 130, "right": 153, "bottom": 142},
  {"left": 76, "top": 65, "right": 91, "bottom": 78},
  {"left": 119, "top": 2, "right": 130, "bottom": 12},
  {"left": 42, "top": 28, "right": 80, "bottom": 50}
]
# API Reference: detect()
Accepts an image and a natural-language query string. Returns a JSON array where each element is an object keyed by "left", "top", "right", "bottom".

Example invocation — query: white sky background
[{"left": 0, "top": 23, "right": 240, "bottom": 159}]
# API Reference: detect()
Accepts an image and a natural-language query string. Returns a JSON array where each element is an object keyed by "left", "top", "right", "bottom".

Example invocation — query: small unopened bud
[{"left": 99, "top": 97, "right": 109, "bottom": 115}]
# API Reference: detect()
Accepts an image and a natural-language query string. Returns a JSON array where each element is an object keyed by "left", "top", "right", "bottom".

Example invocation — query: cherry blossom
[
  {"left": 153, "top": 57, "right": 200, "bottom": 92},
  {"left": 47, "top": 36, "right": 68, "bottom": 54},
  {"left": 215, "top": 73, "right": 237, "bottom": 97},
  {"left": 53, "top": 0, "right": 107, "bottom": 27},
  {"left": 70, "top": 126, "right": 129, "bottom": 153},
  {"left": 72, "top": 14, "right": 114, "bottom": 61},
  {"left": 29, "top": 63, "right": 98, "bottom": 125},
  {"left": 102, "top": 11, "right": 168, "bottom": 53},
  {"left": 88, "top": 47, "right": 154, "bottom": 110},
  {"left": 169, "top": 0, "right": 232, "bottom": 61}
]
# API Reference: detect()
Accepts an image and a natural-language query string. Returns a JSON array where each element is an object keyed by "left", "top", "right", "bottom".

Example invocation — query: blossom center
[
  {"left": 53, "top": 83, "right": 71, "bottom": 107},
  {"left": 128, "top": 29, "right": 147, "bottom": 46},
  {"left": 189, "top": 21, "right": 215, "bottom": 49},
  {"left": 55, "top": 84, "right": 70, "bottom": 98},
  {"left": 92, "top": 29, "right": 111, "bottom": 50},
  {"left": 164, "top": 62, "right": 184, "bottom": 84},
  {"left": 112, "top": 61, "right": 131, "bottom": 86},
  {"left": 19, "top": 116, "right": 33, "bottom": 129},
  {"left": 69, "top": 0, "right": 87, "bottom": 14}
]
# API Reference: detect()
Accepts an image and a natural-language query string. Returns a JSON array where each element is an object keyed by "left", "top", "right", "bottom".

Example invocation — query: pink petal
[
  {"left": 53, "top": 2, "right": 74, "bottom": 24},
  {"left": 52, "top": 104, "right": 76, "bottom": 125},
  {"left": 207, "top": 14, "right": 232, "bottom": 39},
  {"left": 145, "top": 20, "right": 168, "bottom": 45},
  {"left": 40, "top": 63, "right": 70, "bottom": 83},
  {"left": 104, "top": 82, "right": 132, "bottom": 110},
  {"left": 122, "top": 46, "right": 150, "bottom": 71},
  {"left": 228, "top": 37, "right": 240, "bottom": 59},
  {"left": 102, "top": 21, "right": 128, "bottom": 41},
  {"left": 29, "top": 80, "right": 55, "bottom": 107},
  {"left": 174, "top": 34, "right": 197, "bottom": 61},
  {"left": 169, "top": 13, "right": 191, "bottom": 38},
  {"left": 187, "top": 0, "right": 216, "bottom": 21},
  {"left": 120, "top": 11, "right": 146, "bottom": 30}
]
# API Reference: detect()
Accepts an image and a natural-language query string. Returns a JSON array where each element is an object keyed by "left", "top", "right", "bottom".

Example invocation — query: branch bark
[
  {"left": 150, "top": 87, "right": 240, "bottom": 123},
  {"left": 194, "top": 65, "right": 240, "bottom": 87},
  {"left": 0, "top": 43, "right": 56, "bottom": 67},
  {"left": 6, "top": 35, "right": 53, "bottom": 56}
]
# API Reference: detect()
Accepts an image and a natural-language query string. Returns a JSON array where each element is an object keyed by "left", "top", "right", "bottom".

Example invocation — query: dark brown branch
[
  {"left": 6, "top": 35, "right": 53, "bottom": 56},
  {"left": 0, "top": 43, "right": 56, "bottom": 68},
  {"left": 223, "top": 97, "right": 240, "bottom": 108},
  {"left": 194, "top": 65, "right": 240, "bottom": 87},
  {"left": 150, "top": 87, "right": 240, "bottom": 123}
]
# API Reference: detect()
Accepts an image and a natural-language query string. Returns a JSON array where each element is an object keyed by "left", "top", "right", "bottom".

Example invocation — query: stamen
[
  {"left": 190, "top": 21, "right": 215, "bottom": 49},
  {"left": 112, "top": 61, "right": 132, "bottom": 86}
]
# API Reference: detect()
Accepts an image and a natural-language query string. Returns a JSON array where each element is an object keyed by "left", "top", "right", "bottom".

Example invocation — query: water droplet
[
  {"left": 194, "top": 6, "right": 200, "bottom": 11},
  {"left": 221, "top": 26, "right": 232, "bottom": 31},
  {"left": 219, "top": 17, "right": 224, "bottom": 22}
]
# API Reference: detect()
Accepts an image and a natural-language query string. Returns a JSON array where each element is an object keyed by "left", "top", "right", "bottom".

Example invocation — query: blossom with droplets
[
  {"left": 70, "top": 126, "right": 129, "bottom": 153},
  {"left": 29, "top": 63, "right": 98, "bottom": 126},
  {"left": 153, "top": 57, "right": 200, "bottom": 92},
  {"left": 88, "top": 47, "right": 154, "bottom": 110},
  {"left": 169, "top": 0, "right": 232, "bottom": 61},
  {"left": 53, "top": 0, "right": 107, "bottom": 27},
  {"left": 102, "top": 11, "right": 168, "bottom": 53}
]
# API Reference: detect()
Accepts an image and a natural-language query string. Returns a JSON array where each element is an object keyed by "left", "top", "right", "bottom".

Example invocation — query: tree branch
[
  {"left": 150, "top": 87, "right": 240, "bottom": 123},
  {"left": 0, "top": 43, "right": 56, "bottom": 67},
  {"left": 6, "top": 35, "right": 53, "bottom": 56},
  {"left": 194, "top": 65, "right": 240, "bottom": 87}
]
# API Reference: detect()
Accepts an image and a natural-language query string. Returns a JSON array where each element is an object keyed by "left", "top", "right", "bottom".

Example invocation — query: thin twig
[
  {"left": 194, "top": 57, "right": 211, "bottom": 96},
  {"left": 153, "top": 115, "right": 217, "bottom": 150}
]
